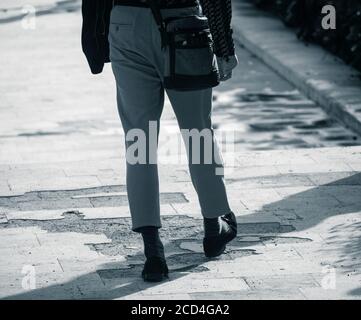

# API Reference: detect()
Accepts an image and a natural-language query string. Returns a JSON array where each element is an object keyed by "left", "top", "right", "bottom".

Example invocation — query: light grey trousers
[{"left": 109, "top": 5, "right": 231, "bottom": 231}]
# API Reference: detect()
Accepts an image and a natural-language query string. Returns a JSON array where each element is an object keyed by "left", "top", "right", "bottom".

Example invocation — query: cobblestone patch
[
  {"left": 236, "top": 222, "right": 295, "bottom": 234},
  {"left": 266, "top": 237, "right": 311, "bottom": 246},
  {"left": 0, "top": 209, "right": 307, "bottom": 278},
  {"left": 0, "top": 185, "right": 187, "bottom": 211}
]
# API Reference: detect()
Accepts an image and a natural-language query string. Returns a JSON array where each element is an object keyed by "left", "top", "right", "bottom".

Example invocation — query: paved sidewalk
[
  {"left": 232, "top": 0, "right": 361, "bottom": 136},
  {"left": 1, "top": 147, "right": 361, "bottom": 299},
  {"left": 0, "top": 1, "right": 361, "bottom": 300}
]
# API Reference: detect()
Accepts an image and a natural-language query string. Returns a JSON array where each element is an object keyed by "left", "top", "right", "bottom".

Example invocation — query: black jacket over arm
[{"left": 81, "top": 0, "right": 112, "bottom": 74}]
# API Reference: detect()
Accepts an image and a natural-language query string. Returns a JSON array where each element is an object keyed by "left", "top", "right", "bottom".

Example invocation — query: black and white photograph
[{"left": 0, "top": 0, "right": 361, "bottom": 304}]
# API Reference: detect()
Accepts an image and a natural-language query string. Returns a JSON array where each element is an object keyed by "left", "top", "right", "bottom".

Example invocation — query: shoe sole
[
  {"left": 204, "top": 229, "right": 237, "bottom": 258},
  {"left": 204, "top": 244, "right": 226, "bottom": 258},
  {"left": 142, "top": 273, "right": 168, "bottom": 283}
]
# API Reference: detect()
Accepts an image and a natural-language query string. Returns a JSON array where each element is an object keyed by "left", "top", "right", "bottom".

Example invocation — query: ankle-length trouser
[{"left": 109, "top": 5, "right": 231, "bottom": 231}]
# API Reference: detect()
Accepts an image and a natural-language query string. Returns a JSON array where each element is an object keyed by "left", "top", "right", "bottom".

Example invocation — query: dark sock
[
  {"left": 139, "top": 226, "right": 165, "bottom": 260},
  {"left": 203, "top": 216, "right": 230, "bottom": 238}
]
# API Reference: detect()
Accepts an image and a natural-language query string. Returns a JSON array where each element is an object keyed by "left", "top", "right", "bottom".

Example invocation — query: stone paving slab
[
  {"left": 190, "top": 289, "right": 307, "bottom": 300},
  {"left": 2, "top": 146, "right": 358, "bottom": 301}
]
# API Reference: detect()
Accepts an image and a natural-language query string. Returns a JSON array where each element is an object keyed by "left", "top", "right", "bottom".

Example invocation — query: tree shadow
[
  {"left": 1, "top": 173, "right": 360, "bottom": 299},
  {"left": 254, "top": 173, "right": 361, "bottom": 231},
  {"left": 251, "top": 172, "right": 361, "bottom": 277},
  {"left": 348, "top": 288, "right": 361, "bottom": 297}
]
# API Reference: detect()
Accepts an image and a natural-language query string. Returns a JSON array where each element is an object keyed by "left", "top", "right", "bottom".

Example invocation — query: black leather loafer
[
  {"left": 141, "top": 257, "right": 169, "bottom": 282},
  {"left": 203, "top": 212, "right": 238, "bottom": 258}
]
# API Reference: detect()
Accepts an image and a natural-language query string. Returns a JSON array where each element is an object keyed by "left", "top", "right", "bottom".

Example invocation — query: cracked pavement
[{"left": 0, "top": 0, "right": 361, "bottom": 300}]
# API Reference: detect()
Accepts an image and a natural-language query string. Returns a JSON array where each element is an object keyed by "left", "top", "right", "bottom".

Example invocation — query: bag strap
[{"left": 146, "top": 0, "right": 168, "bottom": 48}]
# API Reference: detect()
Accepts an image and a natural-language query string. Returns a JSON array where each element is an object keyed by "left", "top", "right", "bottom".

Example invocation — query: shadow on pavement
[
  {"left": 349, "top": 288, "right": 361, "bottom": 297},
  {"left": 2, "top": 173, "right": 360, "bottom": 299}
]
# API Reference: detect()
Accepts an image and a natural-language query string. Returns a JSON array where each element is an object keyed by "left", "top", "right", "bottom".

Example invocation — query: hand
[{"left": 217, "top": 54, "right": 239, "bottom": 81}]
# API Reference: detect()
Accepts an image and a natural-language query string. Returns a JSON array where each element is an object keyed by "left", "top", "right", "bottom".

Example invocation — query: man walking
[{"left": 81, "top": 0, "right": 238, "bottom": 282}]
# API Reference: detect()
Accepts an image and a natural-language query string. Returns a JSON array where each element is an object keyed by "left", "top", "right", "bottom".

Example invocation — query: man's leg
[
  {"left": 167, "top": 88, "right": 237, "bottom": 258},
  {"left": 166, "top": 88, "right": 232, "bottom": 218},
  {"left": 109, "top": 7, "right": 165, "bottom": 232},
  {"left": 109, "top": 6, "right": 168, "bottom": 281}
]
